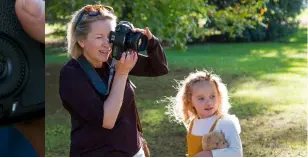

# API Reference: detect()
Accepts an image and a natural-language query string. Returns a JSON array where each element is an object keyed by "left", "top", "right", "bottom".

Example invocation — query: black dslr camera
[
  {"left": 108, "top": 21, "right": 148, "bottom": 60},
  {"left": 0, "top": 0, "right": 45, "bottom": 125}
]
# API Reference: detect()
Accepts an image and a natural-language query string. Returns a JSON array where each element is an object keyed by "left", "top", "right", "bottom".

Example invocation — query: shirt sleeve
[
  {"left": 129, "top": 35, "right": 168, "bottom": 77},
  {"left": 59, "top": 66, "right": 106, "bottom": 128},
  {"left": 211, "top": 116, "right": 243, "bottom": 157}
]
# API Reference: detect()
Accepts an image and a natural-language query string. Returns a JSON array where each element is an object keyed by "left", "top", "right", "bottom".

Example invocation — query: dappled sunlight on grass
[
  {"left": 45, "top": 23, "right": 67, "bottom": 43},
  {"left": 270, "top": 103, "right": 306, "bottom": 113},
  {"left": 230, "top": 64, "right": 307, "bottom": 116},
  {"left": 249, "top": 44, "right": 306, "bottom": 59},
  {"left": 45, "top": 23, "right": 66, "bottom": 35},
  {"left": 45, "top": 34, "right": 66, "bottom": 43},
  {"left": 263, "top": 72, "right": 306, "bottom": 83},
  {"left": 249, "top": 49, "right": 279, "bottom": 58},
  {"left": 57, "top": 53, "right": 67, "bottom": 57},
  {"left": 45, "top": 25, "right": 307, "bottom": 156},
  {"left": 286, "top": 67, "right": 307, "bottom": 75},
  {"left": 141, "top": 109, "right": 164, "bottom": 125},
  {"left": 240, "top": 103, "right": 306, "bottom": 156}
]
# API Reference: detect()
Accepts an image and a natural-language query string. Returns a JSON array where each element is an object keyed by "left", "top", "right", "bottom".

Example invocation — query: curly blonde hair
[
  {"left": 166, "top": 70, "right": 231, "bottom": 126},
  {"left": 67, "top": 5, "right": 117, "bottom": 59}
]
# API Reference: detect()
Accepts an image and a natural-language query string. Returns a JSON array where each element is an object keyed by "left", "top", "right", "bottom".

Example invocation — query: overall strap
[
  {"left": 188, "top": 118, "right": 196, "bottom": 134},
  {"left": 209, "top": 115, "right": 223, "bottom": 132}
]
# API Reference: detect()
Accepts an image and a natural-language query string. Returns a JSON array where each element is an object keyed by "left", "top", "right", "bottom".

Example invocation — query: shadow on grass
[
  {"left": 279, "top": 27, "right": 308, "bottom": 43},
  {"left": 242, "top": 122, "right": 307, "bottom": 156}
]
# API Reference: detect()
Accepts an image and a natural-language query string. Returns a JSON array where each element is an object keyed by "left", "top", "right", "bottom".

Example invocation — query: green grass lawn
[{"left": 45, "top": 26, "right": 307, "bottom": 156}]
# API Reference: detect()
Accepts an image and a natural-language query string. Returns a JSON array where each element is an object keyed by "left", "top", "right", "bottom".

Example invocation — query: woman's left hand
[
  {"left": 132, "top": 27, "right": 153, "bottom": 40},
  {"left": 194, "top": 150, "right": 213, "bottom": 157}
]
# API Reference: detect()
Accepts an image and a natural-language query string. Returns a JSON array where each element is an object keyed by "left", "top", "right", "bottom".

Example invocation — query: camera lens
[
  {"left": 137, "top": 39, "right": 142, "bottom": 48},
  {"left": 127, "top": 32, "right": 148, "bottom": 51},
  {"left": 136, "top": 33, "right": 148, "bottom": 51}
]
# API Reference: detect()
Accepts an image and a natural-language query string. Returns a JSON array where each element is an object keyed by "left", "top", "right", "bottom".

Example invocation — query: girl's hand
[
  {"left": 132, "top": 27, "right": 153, "bottom": 40},
  {"left": 115, "top": 51, "right": 138, "bottom": 75},
  {"left": 195, "top": 150, "right": 213, "bottom": 157}
]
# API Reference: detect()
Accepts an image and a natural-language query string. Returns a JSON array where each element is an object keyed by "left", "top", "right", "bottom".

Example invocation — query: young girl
[{"left": 167, "top": 70, "right": 242, "bottom": 157}]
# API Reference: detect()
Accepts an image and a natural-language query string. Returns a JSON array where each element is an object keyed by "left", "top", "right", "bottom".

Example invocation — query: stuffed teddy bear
[{"left": 202, "top": 131, "right": 229, "bottom": 150}]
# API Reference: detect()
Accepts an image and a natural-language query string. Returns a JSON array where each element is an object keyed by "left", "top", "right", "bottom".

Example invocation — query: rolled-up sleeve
[
  {"left": 129, "top": 35, "right": 168, "bottom": 76},
  {"left": 59, "top": 67, "right": 105, "bottom": 127}
]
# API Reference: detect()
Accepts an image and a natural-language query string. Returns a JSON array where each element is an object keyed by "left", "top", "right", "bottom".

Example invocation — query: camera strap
[
  {"left": 77, "top": 55, "right": 116, "bottom": 95},
  {"left": 107, "top": 59, "right": 117, "bottom": 93}
]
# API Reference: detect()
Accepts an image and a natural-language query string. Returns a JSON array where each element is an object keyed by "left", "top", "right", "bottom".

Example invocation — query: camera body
[
  {"left": 0, "top": 0, "right": 44, "bottom": 125},
  {"left": 108, "top": 21, "right": 148, "bottom": 60}
]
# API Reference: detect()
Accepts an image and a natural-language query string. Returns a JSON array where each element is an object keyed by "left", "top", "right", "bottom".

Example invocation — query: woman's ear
[{"left": 78, "top": 40, "right": 85, "bottom": 48}]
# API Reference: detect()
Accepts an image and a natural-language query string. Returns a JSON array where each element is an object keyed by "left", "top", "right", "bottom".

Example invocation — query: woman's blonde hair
[
  {"left": 67, "top": 5, "right": 117, "bottom": 59},
  {"left": 166, "top": 70, "right": 231, "bottom": 126}
]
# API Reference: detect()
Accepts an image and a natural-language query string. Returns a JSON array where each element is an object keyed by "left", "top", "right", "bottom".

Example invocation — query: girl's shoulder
[
  {"left": 185, "top": 116, "right": 198, "bottom": 131},
  {"left": 217, "top": 114, "right": 241, "bottom": 134}
]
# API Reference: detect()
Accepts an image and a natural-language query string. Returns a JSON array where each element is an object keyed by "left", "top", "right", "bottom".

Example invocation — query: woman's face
[{"left": 78, "top": 19, "right": 115, "bottom": 68}]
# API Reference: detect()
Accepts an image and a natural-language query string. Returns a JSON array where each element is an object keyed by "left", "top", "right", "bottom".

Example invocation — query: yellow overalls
[{"left": 186, "top": 115, "right": 223, "bottom": 157}]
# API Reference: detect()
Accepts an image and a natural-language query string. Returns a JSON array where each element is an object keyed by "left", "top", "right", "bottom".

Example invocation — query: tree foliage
[
  {"left": 46, "top": 0, "right": 268, "bottom": 49},
  {"left": 206, "top": 0, "right": 305, "bottom": 42}
]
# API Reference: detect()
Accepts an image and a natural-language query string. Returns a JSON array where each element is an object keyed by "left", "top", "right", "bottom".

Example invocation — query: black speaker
[{"left": 0, "top": 0, "right": 45, "bottom": 125}]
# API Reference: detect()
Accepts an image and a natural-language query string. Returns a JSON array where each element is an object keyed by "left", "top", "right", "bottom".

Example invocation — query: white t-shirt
[{"left": 191, "top": 114, "right": 243, "bottom": 157}]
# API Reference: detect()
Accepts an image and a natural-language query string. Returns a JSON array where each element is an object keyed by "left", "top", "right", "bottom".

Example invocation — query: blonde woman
[{"left": 59, "top": 5, "right": 168, "bottom": 156}]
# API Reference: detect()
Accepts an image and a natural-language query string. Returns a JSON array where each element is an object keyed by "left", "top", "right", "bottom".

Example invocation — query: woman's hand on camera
[
  {"left": 133, "top": 27, "right": 153, "bottom": 40},
  {"left": 115, "top": 51, "right": 138, "bottom": 75}
]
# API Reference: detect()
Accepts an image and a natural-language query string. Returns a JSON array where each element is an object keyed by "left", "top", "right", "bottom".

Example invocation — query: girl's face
[
  {"left": 78, "top": 19, "right": 114, "bottom": 68},
  {"left": 191, "top": 80, "right": 220, "bottom": 118}
]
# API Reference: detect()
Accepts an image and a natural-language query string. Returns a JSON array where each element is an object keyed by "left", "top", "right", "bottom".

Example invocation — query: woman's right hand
[{"left": 115, "top": 51, "right": 138, "bottom": 75}]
